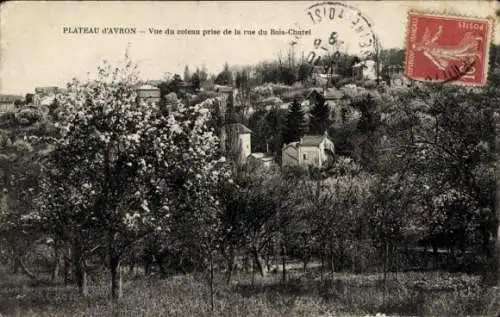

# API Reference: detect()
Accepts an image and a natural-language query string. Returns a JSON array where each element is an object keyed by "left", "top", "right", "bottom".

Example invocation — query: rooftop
[
  {"left": 215, "top": 85, "right": 233, "bottom": 93},
  {"left": 249, "top": 152, "right": 274, "bottom": 161},
  {"left": 0, "top": 94, "right": 23, "bottom": 103},
  {"left": 353, "top": 60, "right": 376, "bottom": 68},
  {"left": 300, "top": 135, "right": 326, "bottom": 146},
  {"left": 227, "top": 123, "right": 252, "bottom": 134},
  {"left": 299, "top": 132, "right": 328, "bottom": 146},
  {"left": 283, "top": 141, "right": 299, "bottom": 150},
  {"left": 35, "top": 86, "right": 59, "bottom": 94},
  {"left": 136, "top": 84, "right": 160, "bottom": 90}
]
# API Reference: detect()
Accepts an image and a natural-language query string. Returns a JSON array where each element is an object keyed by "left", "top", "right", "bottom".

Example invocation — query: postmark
[
  {"left": 404, "top": 11, "right": 494, "bottom": 86},
  {"left": 294, "top": 2, "right": 378, "bottom": 74}
]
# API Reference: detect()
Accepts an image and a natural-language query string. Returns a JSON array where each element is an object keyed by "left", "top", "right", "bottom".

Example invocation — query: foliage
[
  {"left": 215, "top": 62, "right": 233, "bottom": 86},
  {"left": 32, "top": 58, "right": 230, "bottom": 299},
  {"left": 282, "top": 99, "right": 306, "bottom": 145},
  {"left": 183, "top": 65, "right": 191, "bottom": 82},
  {"left": 309, "top": 94, "right": 330, "bottom": 135}
]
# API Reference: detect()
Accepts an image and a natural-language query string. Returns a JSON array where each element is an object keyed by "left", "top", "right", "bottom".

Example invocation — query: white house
[
  {"left": 224, "top": 123, "right": 252, "bottom": 165},
  {"left": 352, "top": 60, "right": 378, "bottom": 81},
  {"left": 282, "top": 132, "right": 335, "bottom": 168}
]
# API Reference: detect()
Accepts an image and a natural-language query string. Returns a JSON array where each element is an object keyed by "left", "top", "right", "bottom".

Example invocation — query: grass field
[{"left": 0, "top": 267, "right": 499, "bottom": 317}]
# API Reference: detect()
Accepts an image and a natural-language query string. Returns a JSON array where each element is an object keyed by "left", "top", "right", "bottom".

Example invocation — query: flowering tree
[
  {"left": 0, "top": 104, "right": 56, "bottom": 278},
  {"left": 36, "top": 58, "right": 230, "bottom": 299},
  {"left": 380, "top": 84, "right": 497, "bottom": 276}
]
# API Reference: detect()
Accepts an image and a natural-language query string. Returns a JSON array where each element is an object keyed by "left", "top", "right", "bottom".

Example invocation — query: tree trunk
[
  {"left": 156, "top": 255, "right": 167, "bottom": 277},
  {"left": 251, "top": 259, "right": 255, "bottom": 286},
  {"left": 63, "top": 247, "right": 72, "bottom": 285},
  {"left": 432, "top": 243, "right": 438, "bottom": 270},
  {"left": 320, "top": 246, "right": 325, "bottom": 282},
  {"left": 18, "top": 256, "right": 37, "bottom": 279},
  {"left": 281, "top": 244, "right": 286, "bottom": 284},
  {"left": 144, "top": 260, "right": 151, "bottom": 276},
  {"left": 12, "top": 255, "right": 20, "bottom": 274},
  {"left": 209, "top": 251, "right": 215, "bottom": 311},
  {"left": 73, "top": 244, "right": 88, "bottom": 297},
  {"left": 329, "top": 241, "right": 334, "bottom": 272},
  {"left": 51, "top": 245, "right": 62, "bottom": 284},
  {"left": 251, "top": 248, "right": 265, "bottom": 277},
  {"left": 382, "top": 241, "right": 389, "bottom": 308},
  {"left": 225, "top": 248, "right": 234, "bottom": 284},
  {"left": 110, "top": 255, "right": 123, "bottom": 300}
]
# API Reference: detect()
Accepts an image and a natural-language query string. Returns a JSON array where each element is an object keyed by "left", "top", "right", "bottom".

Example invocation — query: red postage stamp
[{"left": 404, "top": 11, "right": 494, "bottom": 86}]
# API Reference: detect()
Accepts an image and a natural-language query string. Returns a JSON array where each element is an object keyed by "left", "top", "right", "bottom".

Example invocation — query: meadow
[{"left": 1, "top": 265, "right": 499, "bottom": 317}]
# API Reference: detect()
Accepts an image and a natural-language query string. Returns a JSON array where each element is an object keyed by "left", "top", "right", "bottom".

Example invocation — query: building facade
[
  {"left": 136, "top": 84, "right": 161, "bottom": 104},
  {"left": 224, "top": 123, "right": 252, "bottom": 165},
  {"left": 352, "top": 60, "right": 378, "bottom": 81},
  {"left": 282, "top": 133, "right": 335, "bottom": 168},
  {"left": 0, "top": 94, "right": 22, "bottom": 114}
]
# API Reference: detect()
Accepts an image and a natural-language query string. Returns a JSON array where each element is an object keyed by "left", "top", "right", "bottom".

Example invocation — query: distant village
[{"left": 0, "top": 55, "right": 411, "bottom": 170}]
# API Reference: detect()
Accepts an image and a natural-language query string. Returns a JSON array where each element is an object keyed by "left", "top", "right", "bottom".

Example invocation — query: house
[
  {"left": 248, "top": 152, "right": 275, "bottom": 168},
  {"left": 0, "top": 94, "right": 22, "bottom": 114},
  {"left": 221, "top": 121, "right": 276, "bottom": 168},
  {"left": 136, "top": 84, "right": 161, "bottom": 104},
  {"left": 311, "top": 66, "right": 341, "bottom": 84},
  {"left": 352, "top": 60, "right": 378, "bottom": 81},
  {"left": 34, "top": 86, "right": 61, "bottom": 107},
  {"left": 177, "top": 81, "right": 197, "bottom": 95},
  {"left": 282, "top": 132, "right": 335, "bottom": 168},
  {"left": 223, "top": 123, "right": 252, "bottom": 165},
  {"left": 382, "top": 65, "right": 411, "bottom": 87},
  {"left": 35, "top": 86, "right": 59, "bottom": 95}
]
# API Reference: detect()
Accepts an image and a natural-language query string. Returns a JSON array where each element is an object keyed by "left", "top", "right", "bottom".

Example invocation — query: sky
[{"left": 1, "top": 1, "right": 499, "bottom": 95}]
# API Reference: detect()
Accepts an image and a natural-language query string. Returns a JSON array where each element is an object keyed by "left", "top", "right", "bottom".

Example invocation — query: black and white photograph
[{"left": 0, "top": 1, "right": 499, "bottom": 316}]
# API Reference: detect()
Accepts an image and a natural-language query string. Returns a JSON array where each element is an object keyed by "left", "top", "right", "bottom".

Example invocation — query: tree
[
  {"left": 183, "top": 65, "right": 191, "bottom": 82},
  {"left": 220, "top": 162, "right": 298, "bottom": 283},
  {"left": 201, "top": 66, "right": 208, "bottom": 82},
  {"left": 297, "top": 61, "right": 314, "bottom": 83},
  {"left": 309, "top": 94, "right": 330, "bottom": 134},
  {"left": 282, "top": 98, "right": 306, "bottom": 145},
  {"left": 380, "top": 84, "right": 497, "bottom": 276},
  {"left": 0, "top": 104, "right": 56, "bottom": 281},
  {"left": 191, "top": 72, "right": 201, "bottom": 91},
  {"left": 235, "top": 68, "right": 253, "bottom": 122},
  {"left": 36, "top": 58, "right": 229, "bottom": 300},
  {"left": 349, "top": 93, "right": 381, "bottom": 170},
  {"left": 215, "top": 62, "right": 233, "bottom": 86},
  {"left": 25, "top": 93, "right": 34, "bottom": 105}
]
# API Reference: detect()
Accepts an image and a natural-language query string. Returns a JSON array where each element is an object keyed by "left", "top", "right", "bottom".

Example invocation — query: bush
[
  {"left": 15, "top": 107, "right": 43, "bottom": 126},
  {"left": 363, "top": 80, "right": 378, "bottom": 89}
]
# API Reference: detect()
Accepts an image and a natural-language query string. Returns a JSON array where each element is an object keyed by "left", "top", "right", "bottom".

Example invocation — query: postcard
[{"left": 0, "top": 2, "right": 499, "bottom": 317}]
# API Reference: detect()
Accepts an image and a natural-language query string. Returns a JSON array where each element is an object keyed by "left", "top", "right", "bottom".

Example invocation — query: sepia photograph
[{"left": 0, "top": 1, "right": 500, "bottom": 316}]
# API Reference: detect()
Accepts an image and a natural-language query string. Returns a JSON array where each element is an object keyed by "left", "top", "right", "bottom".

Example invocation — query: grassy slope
[{"left": 0, "top": 267, "right": 499, "bottom": 317}]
